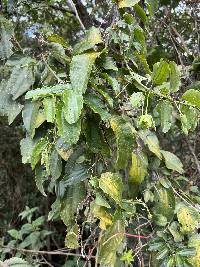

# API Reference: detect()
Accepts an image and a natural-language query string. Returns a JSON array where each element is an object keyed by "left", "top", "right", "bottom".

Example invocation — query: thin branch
[
  {"left": 186, "top": 140, "right": 200, "bottom": 175},
  {"left": 1, "top": 246, "right": 96, "bottom": 259},
  {"left": 67, "top": 0, "right": 86, "bottom": 31}
]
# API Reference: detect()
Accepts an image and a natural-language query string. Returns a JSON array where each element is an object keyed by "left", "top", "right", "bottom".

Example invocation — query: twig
[
  {"left": 67, "top": 0, "right": 85, "bottom": 31},
  {"left": 1, "top": 246, "right": 95, "bottom": 259},
  {"left": 186, "top": 140, "right": 200, "bottom": 175}
]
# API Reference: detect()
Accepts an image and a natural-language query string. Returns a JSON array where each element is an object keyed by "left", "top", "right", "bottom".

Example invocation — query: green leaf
[
  {"left": 130, "top": 92, "right": 145, "bottom": 108},
  {"left": 161, "top": 150, "right": 184, "bottom": 173},
  {"left": 84, "top": 93, "right": 111, "bottom": 121},
  {"left": 43, "top": 97, "right": 56, "bottom": 123},
  {"left": 70, "top": 52, "right": 100, "bottom": 94},
  {"left": 133, "top": 4, "right": 148, "bottom": 24},
  {"left": 139, "top": 130, "right": 162, "bottom": 159},
  {"left": 110, "top": 116, "right": 136, "bottom": 169},
  {"left": 154, "top": 186, "right": 175, "bottom": 221},
  {"left": 62, "top": 164, "right": 89, "bottom": 186},
  {"left": 152, "top": 60, "right": 169, "bottom": 85},
  {"left": 35, "top": 164, "right": 47, "bottom": 196},
  {"left": 22, "top": 101, "right": 41, "bottom": 137},
  {"left": 139, "top": 114, "right": 155, "bottom": 129},
  {"left": 0, "top": 16, "right": 13, "bottom": 59},
  {"left": 6, "top": 57, "right": 35, "bottom": 100},
  {"left": 26, "top": 84, "right": 71, "bottom": 100},
  {"left": 4, "top": 257, "right": 32, "bottom": 267},
  {"left": 177, "top": 248, "right": 195, "bottom": 257},
  {"left": 168, "top": 222, "right": 183, "bottom": 242},
  {"left": 182, "top": 89, "right": 200, "bottom": 109},
  {"left": 31, "top": 138, "right": 48, "bottom": 169},
  {"left": 129, "top": 151, "right": 148, "bottom": 184},
  {"left": 50, "top": 42, "right": 69, "bottom": 65},
  {"left": 56, "top": 103, "right": 81, "bottom": 145},
  {"left": 118, "top": 0, "right": 140, "bottom": 8},
  {"left": 60, "top": 182, "right": 86, "bottom": 227},
  {"left": 20, "top": 136, "right": 38, "bottom": 164},
  {"left": 102, "top": 56, "right": 118, "bottom": 71},
  {"left": 49, "top": 149, "right": 62, "bottom": 181},
  {"left": 62, "top": 90, "right": 83, "bottom": 124},
  {"left": 73, "top": 26, "right": 102, "bottom": 55},
  {"left": 0, "top": 80, "right": 23, "bottom": 124},
  {"left": 169, "top": 61, "right": 181, "bottom": 92},
  {"left": 157, "top": 101, "right": 173, "bottom": 133},
  {"left": 120, "top": 250, "right": 134, "bottom": 264},
  {"left": 83, "top": 116, "right": 110, "bottom": 155},
  {"left": 8, "top": 229, "right": 22, "bottom": 240},
  {"left": 98, "top": 220, "right": 125, "bottom": 266},
  {"left": 99, "top": 172, "right": 123, "bottom": 204}
]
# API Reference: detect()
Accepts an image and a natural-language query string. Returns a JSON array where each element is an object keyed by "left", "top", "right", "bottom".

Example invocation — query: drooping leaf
[
  {"left": 42, "top": 97, "right": 56, "bottom": 123},
  {"left": 49, "top": 149, "right": 62, "bottom": 181},
  {"left": 99, "top": 172, "right": 123, "bottom": 205},
  {"left": 129, "top": 151, "right": 148, "bottom": 184},
  {"left": 169, "top": 61, "right": 181, "bottom": 92},
  {"left": 110, "top": 115, "right": 136, "bottom": 169},
  {"left": 62, "top": 90, "right": 83, "bottom": 124},
  {"left": 92, "top": 204, "right": 113, "bottom": 229},
  {"left": 31, "top": 138, "right": 49, "bottom": 169},
  {"left": 133, "top": 4, "right": 148, "bottom": 24},
  {"left": 60, "top": 182, "right": 86, "bottom": 227},
  {"left": 83, "top": 116, "right": 110, "bottom": 155},
  {"left": 20, "top": 136, "right": 38, "bottom": 164},
  {"left": 154, "top": 185, "right": 175, "bottom": 221},
  {"left": 73, "top": 26, "right": 102, "bottom": 55},
  {"left": 22, "top": 101, "right": 41, "bottom": 138},
  {"left": 182, "top": 89, "right": 200, "bottom": 109},
  {"left": 0, "top": 80, "right": 23, "bottom": 124},
  {"left": 26, "top": 84, "right": 71, "bottom": 100},
  {"left": 84, "top": 93, "right": 111, "bottom": 121},
  {"left": 0, "top": 15, "right": 13, "bottom": 59},
  {"left": 62, "top": 164, "right": 89, "bottom": 186},
  {"left": 35, "top": 165, "right": 47, "bottom": 196},
  {"left": 152, "top": 60, "right": 169, "bottom": 85},
  {"left": 56, "top": 103, "right": 81, "bottom": 145},
  {"left": 98, "top": 220, "right": 125, "bottom": 266},
  {"left": 157, "top": 101, "right": 174, "bottom": 133},
  {"left": 161, "top": 150, "right": 184, "bottom": 174},
  {"left": 70, "top": 52, "right": 100, "bottom": 94},
  {"left": 6, "top": 57, "right": 36, "bottom": 100},
  {"left": 118, "top": 0, "right": 140, "bottom": 8},
  {"left": 65, "top": 224, "right": 79, "bottom": 249},
  {"left": 139, "top": 130, "right": 162, "bottom": 159}
]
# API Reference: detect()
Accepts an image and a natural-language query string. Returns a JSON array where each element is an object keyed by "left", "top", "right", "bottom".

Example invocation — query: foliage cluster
[{"left": 0, "top": 0, "right": 200, "bottom": 266}]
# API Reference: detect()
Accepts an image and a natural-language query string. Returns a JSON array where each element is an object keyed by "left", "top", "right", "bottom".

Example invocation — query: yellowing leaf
[
  {"left": 99, "top": 172, "right": 123, "bottom": 204},
  {"left": 110, "top": 115, "right": 136, "bottom": 169},
  {"left": 118, "top": 0, "right": 140, "bottom": 8},
  {"left": 177, "top": 204, "right": 200, "bottom": 233},
  {"left": 161, "top": 150, "right": 184, "bottom": 174},
  {"left": 92, "top": 204, "right": 112, "bottom": 229},
  {"left": 73, "top": 26, "right": 102, "bottom": 55},
  {"left": 129, "top": 151, "right": 148, "bottom": 184},
  {"left": 65, "top": 224, "right": 79, "bottom": 249},
  {"left": 98, "top": 220, "right": 124, "bottom": 266}
]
